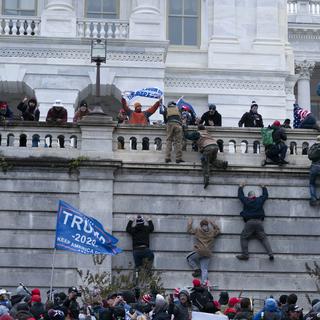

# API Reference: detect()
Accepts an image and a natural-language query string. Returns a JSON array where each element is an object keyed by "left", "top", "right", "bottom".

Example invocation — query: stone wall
[{"left": 0, "top": 119, "right": 319, "bottom": 309}]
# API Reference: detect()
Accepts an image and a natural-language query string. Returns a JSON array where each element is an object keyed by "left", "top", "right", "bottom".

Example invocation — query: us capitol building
[{"left": 0, "top": 0, "right": 319, "bottom": 124}]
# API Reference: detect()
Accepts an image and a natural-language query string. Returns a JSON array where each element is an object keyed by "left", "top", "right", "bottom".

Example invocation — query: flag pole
[{"left": 49, "top": 248, "right": 57, "bottom": 301}]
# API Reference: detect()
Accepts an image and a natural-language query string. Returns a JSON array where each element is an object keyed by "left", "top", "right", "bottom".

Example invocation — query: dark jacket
[
  {"left": 46, "top": 107, "right": 68, "bottom": 124},
  {"left": 30, "top": 302, "right": 45, "bottom": 320},
  {"left": 168, "top": 302, "right": 191, "bottom": 320},
  {"left": 200, "top": 110, "right": 222, "bottom": 126},
  {"left": 63, "top": 298, "right": 80, "bottom": 320},
  {"left": 234, "top": 309, "right": 253, "bottom": 320},
  {"left": 238, "top": 111, "right": 264, "bottom": 128},
  {"left": 126, "top": 220, "right": 154, "bottom": 249},
  {"left": 238, "top": 187, "right": 268, "bottom": 222},
  {"left": 17, "top": 100, "right": 40, "bottom": 121},
  {"left": 272, "top": 126, "right": 287, "bottom": 144},
  {"left": 190, "top": 287, "right": 213, "bottom": 312}
]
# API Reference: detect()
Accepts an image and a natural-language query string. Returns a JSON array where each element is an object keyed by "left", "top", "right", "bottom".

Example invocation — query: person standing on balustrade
[
  {"left": 199, "top": 104, "right": 222, "bottom": 127},
  {"left": 238, "top": 101, "right": 264, "bottom": 128}
]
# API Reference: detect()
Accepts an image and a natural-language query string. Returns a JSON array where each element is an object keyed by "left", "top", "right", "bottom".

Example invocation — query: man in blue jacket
[{"left": 236, "top": 183, "right": 274, "bottom": 261}]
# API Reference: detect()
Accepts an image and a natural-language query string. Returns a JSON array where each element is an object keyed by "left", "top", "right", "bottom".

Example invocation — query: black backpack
[
  {"left": 308, "top": 143, "right": 320, "bottom": 162},
  {"left": 192, "top": 290, "right": 212, "bottom": 312}
]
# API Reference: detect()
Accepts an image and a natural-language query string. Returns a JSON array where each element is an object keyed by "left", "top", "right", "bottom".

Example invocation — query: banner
[
  {"left": 55, "top": 200, "right": 122, "bottom": 255},
  {"left": 125, "top": 87, "right": 163, "bottom": 101}
]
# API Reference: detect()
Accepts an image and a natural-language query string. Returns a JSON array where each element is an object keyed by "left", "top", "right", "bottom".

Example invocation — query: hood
[{"left": 264, "top": 298, "right": 277, "bottom": 312}]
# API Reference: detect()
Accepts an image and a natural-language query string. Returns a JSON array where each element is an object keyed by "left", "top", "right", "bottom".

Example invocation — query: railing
[
  {"left": 0, "top": 121, "right": 318, "bottom": 167},
  {"left": 77, "top": 19, "right": 129, "bottom": 39},
  {"left": 287, "top": 1, "right": 298, "bottom": 14},
  {"left": 0, "top": 15, "right": 40, "bottom": 36},
  {"left": 0, "top": 123, "right": 80, "bottom": 149}
]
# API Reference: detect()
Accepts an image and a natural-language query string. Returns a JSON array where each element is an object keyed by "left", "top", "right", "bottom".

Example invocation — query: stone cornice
[
  {"left": 165, "top": 77, "right": 285, "bottom": 92},
  {"left": 0, "top": 47, "right": 165, "bottom": 63}
]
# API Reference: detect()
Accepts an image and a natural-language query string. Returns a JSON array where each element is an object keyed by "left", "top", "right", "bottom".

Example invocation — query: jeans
[
  {"left": 240, "top": 220, "right": 272, "bottom": 256},
  {"left": 309, "top": 164, "right": 320, "bottom": 200},
  {"left": 186, "top": 251, "right": 210, "bottom": 283},
  {"left": 201, "top": 144, "right": 226, "bottom": 180},
  {"left": 133, "top": 248, "right": 154, "bottom": 268}
]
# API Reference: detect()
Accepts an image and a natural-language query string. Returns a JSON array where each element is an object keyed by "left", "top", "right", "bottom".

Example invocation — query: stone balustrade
[
  {"left": 0, "top": 120, "right": 318, "bottom": 167},
  {"left": 0, "top": 15, "right": 40, "bottom": 36},
  {"left": 77, "top": 19, "right": 129, "bottom": 39},
  {"left": 287, "top": 0, "right": 320, "bottom": 15}
]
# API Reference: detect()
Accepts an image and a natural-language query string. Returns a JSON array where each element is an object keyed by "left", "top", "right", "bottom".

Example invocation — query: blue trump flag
[
  {"left": 125, "top": 87, "right": 163, "bottom": 101},
  {"left": 54, "top": 200, "right": 122, "bottom": 255},
  {"left": 176, "top": 97, "right": 197, "bottom": 117}
]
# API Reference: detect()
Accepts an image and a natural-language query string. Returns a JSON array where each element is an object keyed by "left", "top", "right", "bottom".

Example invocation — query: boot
[
  {"left": 236, "top": 254, "right": 249, "bottom": 260},
  {"left": 192, "top": 269, "right": 201, "bottom": 277}
]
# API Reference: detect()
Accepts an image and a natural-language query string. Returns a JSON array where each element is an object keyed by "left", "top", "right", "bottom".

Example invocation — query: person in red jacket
[{"left": 121, "top": 97, "right": 161, "bottom": 125}]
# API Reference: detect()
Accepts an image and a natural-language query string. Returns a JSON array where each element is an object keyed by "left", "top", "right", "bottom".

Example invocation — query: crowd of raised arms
[{"left": 0, "top": 283, "right": 319, "bottom": 320}]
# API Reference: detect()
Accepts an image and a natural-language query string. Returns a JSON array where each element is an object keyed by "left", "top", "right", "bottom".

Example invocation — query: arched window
[
  {"left": 253, "top": 141, "right": 260, "bottom": 154},
  {"left": 7, "top": 134, "right": 14, "bottom": 147},
  {"left": 228, "top": 140, "right": 236, "bottom": 154},
  {"left": 142, "top": 137, "right": 149, "bottom": 150},
  {"left": 130, "top": 137, "right": 137, "bottom": 150},
  {"left": 302, "top": 142, "right": 309, "bottom": 155},
  {"left": 57, "top": 135, "right": 65, "bottom": 148},
  {"left": 241, "top": 140, "right": 248, "bottom": 154},
  {"left": 70, "top": 135, "right": 78, "bottom": 149},
  {"left": 217, "top": 139, "right": 224, "bottom": 152},
  {"left": 32, "top": 134, "right": 40, "bottom": 147},
  {"left": 19, "top": 134, "right": 27, "bottom": 147},
  {"left": 154, "top": 137, "right": 162, "bottom": 151},
  {"left": 117, "top": 136, "right": 125, "bottom": 150},
  {"left": 45, "top": 135, "right": 52, "bottom": 148}
]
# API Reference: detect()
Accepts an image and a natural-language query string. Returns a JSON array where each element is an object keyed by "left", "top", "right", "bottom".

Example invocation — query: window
[
  {"left": 86, "top": 0, "right": 118, "bottom": 19},
  {"left": 168, "top": 0, "right": 200, "bottom": 46},
  {"left": 3, "top": 0, "right": 36, "bottom": 16}
]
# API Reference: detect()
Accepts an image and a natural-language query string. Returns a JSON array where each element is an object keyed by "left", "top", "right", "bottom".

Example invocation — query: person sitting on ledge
[
  {"left": 73, "top": 100, "right": 90, "bottom": 123},
  {"left": 17, "top": 96, "right": 40, "bottom": 121},
  {"left": 236, "top": 183, "right": 274, "bottom": 261},
  {"left": 121, "top": 97, "right": 161, "bottom": 125},
  {"left": 238, "top": 101, "right": 264, "bottom": 128},
  {"left": 46, "top": 100, "right": 68, "bottom": 124}
]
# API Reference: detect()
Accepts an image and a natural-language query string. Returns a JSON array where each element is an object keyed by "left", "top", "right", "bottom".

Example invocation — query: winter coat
[
  {"left": 168, "top": 302, "right": 192, "bottom": 320},
  {"left": 17, "top": 101, "right": 40, "bottom": 121},
  {"left": 253, "top": 299, "right": 282, "bottom": 320},
  {"left": 187, "top": 221, "right": 220, "bottom": 257},
  {"left": 200, "top": 111, "right": 222, "bottom": 126},
  {"left": 30, "top": 302, "right": 45, "bottom": 320},
  {"left": 46, "top": 107, "right": 68, "bottom": 124},
  {"left": 126, "top": 220, "right": 154, "bottom": 249},
  {"left": 238, "top": 187, "right": 268, "bottom": 222},
  {"left": 271, "top": 126, "right": 287, "bottom": 144},
  {"left": 234, "top": 308, "right": 253, "bottom": 320},
  {"left": 238, "top": 111, "right": 263, "bottom": 128},
  {"left": 190, "top": 287, "right": 214, "bottom": 312}
]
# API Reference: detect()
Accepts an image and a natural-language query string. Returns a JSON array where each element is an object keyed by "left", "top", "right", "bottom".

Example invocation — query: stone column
[
  {"left": 295, "top": 60, "right": 315, "bottom": 110},
  {"left": 41, "top": 0, "right": 77, "bottom": 37},
  {"left": 129, "top": 0, "right": 165, "bottom": 40}
]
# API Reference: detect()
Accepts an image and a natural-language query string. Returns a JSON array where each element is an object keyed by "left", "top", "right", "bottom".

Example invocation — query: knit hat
[
  {"left": 250, "top": 101, "right": 258, "bottom": 108},
  {"left": 0, "top": 315, "right": 13, "bottom": 320},
  {"left": 142, "top": 294, "right": 152, "bottom": 303},
  {"left": 192, "top": 279, "right": 201, "bottom": 287},
  {"left": 167, "top": 101, "right": 176, "bottom": 107},
  {"left": 0, "top": 102, "right": 8, "bottom": 110},
  {"left": 31, "top": 288, "right": 40, "bottom": 296},
  {"left": 228, "top": 297, "right": 240, "bottom": 307},
  {"left": 80, "top": 100, "right": 88, "bottom": 107},
  {"left": 179, "top": 290, "right": 189, "bottom": 298},
  {"left": 134, "top": 102, "right": 142, "bottom": 110},
  {"left": 209, "top": 104, "right": 216, "bottom": 110},
  {"left": 155, "top": 294, "right": 165, "bottom": 304},
  {"left": 272, "top": 120, "right": 281, "bottom": 127},
  {"left": 264, "top": 298, "right": 277, "bottom": 312},
  {"left": 213, "top": 301, "right": 221, "bottom": 310},
  {"left": 136, "top": 215, "right": 145, "bottom": 225},
  {"left": 31, "top": 295, "right": 41, "bottom": 303},
  {"left": 219, "top": 292, "right": 229, "bottom": 305},
  {"left": 200, "top": 219, "right": 209, "bottom": 227}
]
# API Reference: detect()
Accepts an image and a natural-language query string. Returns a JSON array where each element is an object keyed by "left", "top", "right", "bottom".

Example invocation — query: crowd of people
[{"left": 0, "top": 283, "right": 319, "bottom": 320}]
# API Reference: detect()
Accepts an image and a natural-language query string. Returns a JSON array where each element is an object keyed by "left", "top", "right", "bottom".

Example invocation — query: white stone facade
[{"left": 0, "top": 0, "right": 319, "bottom": 124}]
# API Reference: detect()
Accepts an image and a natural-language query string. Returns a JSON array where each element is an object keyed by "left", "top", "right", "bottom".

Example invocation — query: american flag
[{"left": 293, "top": 104, "right": 302, "bottom": 128}]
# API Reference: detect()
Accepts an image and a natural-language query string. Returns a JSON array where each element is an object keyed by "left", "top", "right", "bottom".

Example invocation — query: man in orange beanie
[{"left": 121, "top": 97, "right": 161, "bottom": 125}]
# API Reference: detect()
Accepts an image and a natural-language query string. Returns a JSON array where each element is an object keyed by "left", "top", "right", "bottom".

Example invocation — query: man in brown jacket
[
  {"left": 185, "top": 124, "right": 228, "bottom": 188},
  {"left": 186, "top": 218, "right": 220, "bottom": 283}
]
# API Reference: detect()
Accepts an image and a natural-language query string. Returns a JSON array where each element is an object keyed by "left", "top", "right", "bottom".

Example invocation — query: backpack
[
  {"left": 261, "top": 127, "right": 274, "bottom": 146},
  {"left": 308, "top": 143, "right": 320, "bottom": 162},
  {"left": 192, "top": 290, "right": 212, "bottom": 312}
]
